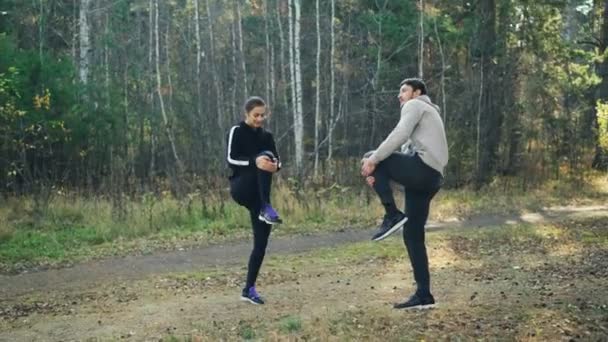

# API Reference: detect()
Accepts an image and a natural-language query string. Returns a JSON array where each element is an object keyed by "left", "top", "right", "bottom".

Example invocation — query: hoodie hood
[{"left": 413, "top": 95, "right": 440, "bottom": 112}]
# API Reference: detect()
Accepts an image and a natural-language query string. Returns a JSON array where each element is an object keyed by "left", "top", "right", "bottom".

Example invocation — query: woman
[{"left": 226, "top": 96, "right": 282, "bottom": 305}]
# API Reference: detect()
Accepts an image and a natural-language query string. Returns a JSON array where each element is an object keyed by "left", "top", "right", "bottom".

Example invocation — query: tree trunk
[
  {"left": 79, "top": 0, "right": 91, "bottom": 85},
  {"left": 235, "top": 0, "right": 248, "bottom": 102},
  {"left": 230, "top": 19, "right": 238, "bottom": 123},
  {"left": 72, "top": 0, "right": 77, "bottom": 61},
  {"left": 592, "top": 0, "right": 608, "bottom": 171},
  {"left": 293, "top": 0, "right": 304, "bottom": 173},
  {"left": 313, "top": 0, "right": 321, "bottom": 177},
  {"left": 327, "top": 0, "right": 336, "bottom": 161},
  {"left": 193, "top": 0, "right": 203, "bottom": 167},
  {"left": 276, "top": 0, "right": 291, "bottom": 156},
  {"left": 418, "top": 0, "right": 424, "bottom": 78},
  {"left": 433, "top": 17, "right": 447, "bottom": 124},
  {"left": 264, "top": 0, "right": 272, "bottom": 109},
  {"left": 39, "top": 0, "right": 44, "bottom": 66},
  {"left": 148, "top": 0, "right": 156, "bottom": 182},
  {"left": 288, "top": 0, "right": 303, "bottom": 171},
  {"left": 165, "top": 20, "right": 175, "bottom": 123},
  {"left": 104, "top": 12, "right": 111, "bottom": 109},
  {"left": 476, "top": 56, "right": 483, "bottom": 176}
]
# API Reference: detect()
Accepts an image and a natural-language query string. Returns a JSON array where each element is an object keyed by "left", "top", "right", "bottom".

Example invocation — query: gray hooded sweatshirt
[{"left": 368, "top": 95, "right": 448, "bottom": 175}]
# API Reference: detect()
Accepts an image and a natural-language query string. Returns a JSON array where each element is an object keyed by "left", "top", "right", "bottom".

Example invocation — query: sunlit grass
[{"left": 156, "top": 217, "right": 607, "bottom": 341}]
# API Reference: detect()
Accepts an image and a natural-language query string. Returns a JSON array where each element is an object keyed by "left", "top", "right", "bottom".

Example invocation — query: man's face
[{"left": 397, "top": 84, "right": 419, "bottom": 106}]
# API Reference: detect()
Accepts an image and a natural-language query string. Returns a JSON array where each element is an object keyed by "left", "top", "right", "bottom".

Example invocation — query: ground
[{"left": 0, "top": 205, "right": 607, "bottom": 341}]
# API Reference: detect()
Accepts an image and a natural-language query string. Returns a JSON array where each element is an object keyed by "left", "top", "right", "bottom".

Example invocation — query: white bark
[
  {"left": 165, "top": 21, "right": 174, "bottom": 115},
  {"left": 293, "top": 0, "right": 304, "bottom": 172},
  {"left": 264, "top": 0, "right": 271, "bottom": 108},
  {"left": 476, "top": 56, "right": 484, "bottom": 174},
  {"left": 72, "top": 0, "right": 77, "bottom": 61},
  {"left": 104, "top": 13, "right": 110, "bottom": 106},
  {"left": 39, "top": 0, "right": 44, "bottom": 65},
  {"left": 193, "top": 0, "right": 202, "bottom": 124},
  {"left": 230, "top": 19, "right": 238, "bottom": 123},
  {"left": 327, "top": 0, "right": 336, "bottom": 161},
  {"left": 235, "top": 0, "right": 248, "bottom": 101},
  {"left": 276, "top": 0, "right": 290, "bottom": 135},
  {"left": 79, "top": 0, "right": 91, "bottom": 84},
  {"left": 148, "top": 0, "right": 155, "bottom": 178},
  {"left": 418, "top": 0, "right": 424, "bottom": 78},
  {"left": 434, "top": 18, "right": 447, "bottom": 124},
  {"left": 288, "top": 0, "right": 298, "bottom": 167},
  {"left": 314, "top": 0, "right": 321, "bottom": 177}
]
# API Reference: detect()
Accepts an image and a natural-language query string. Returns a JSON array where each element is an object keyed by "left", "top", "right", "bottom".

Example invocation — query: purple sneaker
[
  {"left": 241, "top": 286, "right": 265, "bottom": 305},
  {"left": 259, "top": 203, "right": 282, "bottom": 225}
]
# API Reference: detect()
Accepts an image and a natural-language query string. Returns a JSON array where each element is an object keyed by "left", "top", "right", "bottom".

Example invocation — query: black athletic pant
[
  {"left": 367, "top": 151, "right": 442, "bottom": 296},
  {"left": 229, "top": 155, "right": 275, "bottom": 290}
]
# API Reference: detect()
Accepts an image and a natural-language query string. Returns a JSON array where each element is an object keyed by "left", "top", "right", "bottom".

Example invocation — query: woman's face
[{"left": 245, "top": 105, "right": 267, "bottom": 128}]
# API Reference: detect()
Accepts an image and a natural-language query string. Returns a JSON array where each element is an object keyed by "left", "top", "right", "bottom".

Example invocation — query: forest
[{"left": 0, "top": 0, "right": 605, "bottom": 198}]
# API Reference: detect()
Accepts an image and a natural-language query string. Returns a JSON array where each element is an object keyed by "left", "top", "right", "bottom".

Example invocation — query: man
[{"left": 361, "top": 78, "right": 448, "bottom": 309}]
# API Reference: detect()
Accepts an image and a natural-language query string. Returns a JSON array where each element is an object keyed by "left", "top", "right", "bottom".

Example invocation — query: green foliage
[
  {"left": 279, "top": 315, "right": 302, "bottom": 333},
  {"left": 239, "top": 323, "right": 256, "bottom": 340},
  {"left": 0, "top": 0, "right": 605, "bottom": 191}
]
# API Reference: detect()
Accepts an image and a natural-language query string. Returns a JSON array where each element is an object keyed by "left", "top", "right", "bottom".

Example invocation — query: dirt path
[
  {"left": 1, "top": 205, "right": 606, "bottom": 299},
  {"left": 0, "top": 204, "right": 607, "bottom": 341}
]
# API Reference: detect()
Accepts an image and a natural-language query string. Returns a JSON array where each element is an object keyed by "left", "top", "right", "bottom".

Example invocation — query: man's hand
[
  {"left": 361, "top": 158, "right": 377, "bottom": 177},
  {"left": 256, "top": 156, "right": 278, "bottom": 173}
]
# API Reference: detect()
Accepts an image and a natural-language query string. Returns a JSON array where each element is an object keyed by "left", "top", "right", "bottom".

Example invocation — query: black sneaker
[
  {"left": 371, "top": 212, "right": 407, "bottom": 241},
  {"left": 241, "top": 286, "right": 265, "bottom": 305},
  {"left": 393, "top": 293, "right": 435, "bottom": 310}
]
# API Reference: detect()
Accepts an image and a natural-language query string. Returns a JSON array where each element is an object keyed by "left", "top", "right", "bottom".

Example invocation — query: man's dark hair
[
  {"left": 400, "top": 78, "right": 427, "bottom": 95},
  {"left": 244, "top": 96, "right": 266, "bottom": 113}
]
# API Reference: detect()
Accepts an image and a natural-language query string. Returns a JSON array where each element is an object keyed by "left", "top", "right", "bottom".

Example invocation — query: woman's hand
[
  {"left": 256, "top": 156, "right": 278, "bottom": 173},
  {"left": 366, "top": 176, "right": 375, "bottom": 187}
]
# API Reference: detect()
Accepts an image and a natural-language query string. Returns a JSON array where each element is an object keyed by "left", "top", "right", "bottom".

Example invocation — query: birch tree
[
  {"left": 276, "top": 0, "right": 290, "bottom": 147},
  {"left": 287, "top": 0, "right": 303, "bottom": 171},
  {"left": 592, "top": 0, "right": 608, "bottom": 170},
  {"left": 327, "top": 0, "right": 336, "bottom": 161},
  {"left": 418, "top": 0, "right": 424, "bottom": 78},
  {"left": 293, "top": 0, "right": 304, "bottom": 172},
  {"left": 433, "top": 17, "right": 446, "bottom": 123},
  {"left": 313, "top": 0, "right": 321, "bottom": 177},
  {"left": 79, "top": 0, "right": 91, "bottom": 84},
  {"left": 235, "top": 0, "right": 248, "bottom": 102},
  {"left": 193, "top": 0, "right": 203, "bottom": 138}
]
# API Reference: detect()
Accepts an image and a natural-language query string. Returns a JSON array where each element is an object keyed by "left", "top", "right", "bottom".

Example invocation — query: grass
[
  {"left": 0, "top": 173, "right": 606, "bottom": 272},
  {"left": 279, "top": 315, "right": 302, "bottom": 333}
]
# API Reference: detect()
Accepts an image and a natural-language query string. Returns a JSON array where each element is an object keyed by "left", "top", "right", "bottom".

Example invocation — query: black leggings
[
  {"left": 230, "top": 167, "right": 274, "bottom": 289},
  {"left": 367, "top": 151, "right": 442, "bottom": 296}
]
